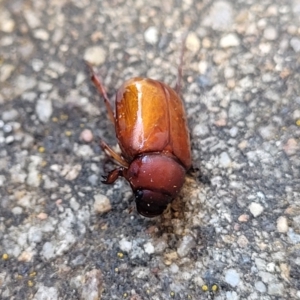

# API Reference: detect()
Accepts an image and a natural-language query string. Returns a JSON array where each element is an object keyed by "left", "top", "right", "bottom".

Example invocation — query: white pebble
[
  {"left": 2, "top": 109, "right": 19, "bottom": 121},
  {"left": 186, "top": 32, "right": 201, "bottom": 52},
  {"left": 5, "top": 136, "right": 14, "bottom": 144},
  {"left": 263, "top": 27, "right": 278, "bottom": 41},
  {"left": 38, "top": 81, "right": 53, "bottom": 92},
  {"left": 192, "top": 124, "right": 209, "bottom": 137},
  {"left": 70, "top": 197, "right": 80, "bottom": 211},
  {"left": 169, "top": 263, "right": 179, "bottom": 273},
  {"left": 93, "top": 194, "right": 111, "bottom": 214},
  {"left": 290, "top": 37, "right": 300, "bottom": 53},
  {"left": 36, "top": 98, "right": 53, "bottom": 123},
  {"left": 225, "top": 268, "right": 240, "bottom": 287},
  {"left": 143, "top": 242, "right": 155, "bottom": 254},
  {"left": 33, "top": 286, "right": 58, "bottom": 300},
  {"left": 219, "top": 152, "right": 232, "bottom": 168},
  {"left": 277, "top": 216, "right": 288, "bottom": 233},
  {"left": 26, "top": 170, "right": 41, "bottom": 187},
  {"left": 268, "top": 282, "right": 284, "bottom": 296},
  {"left": 33, "top": 29, "right": 49, "bottom": 41},
  {"left": 12, "top": 206, "right": 23, "bottom": 215},
  {"left": 177, "top": 235, "right": 195, "bottom": 257},
  {"left": 75, "top": 145, "right": 94, "bottom": 157},
  {"left": 255, "top": 281, "right": 266, "bottom": 293},
  {"left": 226, "top": 291, "right": 238, "bottom": 300},
  {"left": 119, "top": 238, "right": 132, "bottom": 252},
  {"left": 144, "top": 26, "right": 158, "bottom": 45},
  {"left": 84, "top": 46, "right": 106, "bottom": 66},
  {"left": 249, "top": 202, "right": 264, "bottom": 217},
  {"left": 41, "top": 242, "right": 56, "bottom": 260},
  {"left": 220, "top": 33, "right": 240, "bottom": 48},
  {"left": 229, "top": 127, "right": 238, "bottom": 137}
]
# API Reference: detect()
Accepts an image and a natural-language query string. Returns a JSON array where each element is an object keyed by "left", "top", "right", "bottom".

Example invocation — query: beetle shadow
[{"left": 187, "top": 165, "right": 211, "bottom": 186}]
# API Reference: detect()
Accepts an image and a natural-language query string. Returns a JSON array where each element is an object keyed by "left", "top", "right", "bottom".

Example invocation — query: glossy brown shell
[{"left": 115, "top": 77, "right": 191, "bottom": 169}]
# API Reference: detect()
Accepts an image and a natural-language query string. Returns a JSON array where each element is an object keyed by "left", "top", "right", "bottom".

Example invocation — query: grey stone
[
  {"left": 33, "top": 286, "right": 58, "bottom": 300},
  {"left": 36, "top": 98, "right": 53, "bottom": 123},
  {"left": 177, "top": 235, "right": 196, "bottom": 257},
  {"left": 225, "top": 269, "right": 240, "bottom": 287}
]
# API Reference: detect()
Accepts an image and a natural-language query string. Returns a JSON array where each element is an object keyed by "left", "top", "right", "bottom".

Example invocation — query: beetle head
[
  {"left": 126, "top": 154, "right": 186, "bottom": 217},
  {"left": 134, "top": 189, "right": 172, "bottom": 217}
]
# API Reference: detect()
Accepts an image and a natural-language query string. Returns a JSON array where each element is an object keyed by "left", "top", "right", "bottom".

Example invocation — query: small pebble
[
  {"left": 177, "top": 235, "right": 195, "bottom": 257},
  {"left": 75, "top": 145, "right": 94, "bottom": 157},
  {"left": 186, "top": 32, "right": 201, "bottom": 52},
  {"left": 37, "top": 212, "right": 48, "bottom": 220},
  {"left": 229, "top": 127, "right": 238, "bottom": 137},
  {"left": 203, "top": 1, "right": 233, "bottom": 31},
  {"left": 277, "top": 216, "right": 288, "bottom": 233},
  {"left": 2, "top": 109, "right": 19, "bottom": 121},
  {"left": 70, "top": 197, "right": 80, "bottom": 211},
  {"left": 225, "top": 269, "right": 240, "bottom": 287},
  {"left": 290, "top": 37, "right": 300, "bottom": 53},
  {"left": 36, "top": 98, "right": 53, "bottom": 123},
  {"left": 255, "top": 281, "right": 266, "bottom": 293},
  {"left": 280, "top": 263, "right": 290, "bottom": 282},
  {"left": 283, "top": 138, "right": 298, "bottom": 156},
  {"left": 220, "top": 33, "right": 240, "bottom": 48},
  {"left": 33, "top": 286, "right": 58, "bottom": 300},
  {"left": 93, "top": 194, "right": 112, "bottom": 214},
  {"left": 237, "top": 235, "right": 249, "bottom": 248},
  {"left": 238, "top": 214, "right": 249, "bottom": 222},
  {"left": 119, "top": 238, "right": 132, "bottom": 252},
  {"left": 26, "top": 170, "right": 41, "bottom": 187},
  {"left": 84, "top": 46, "right": 106, "bottom": 66},
  {"left": 0, "top": 175, "right": 5, "bottom": 186},
  {"left": 18, "top": 251, "right": 34, "bottom": 262},
  {"left": 192, "top": 124, "right": 209, "bottom": 137},
  {"left": 226, "top": 291, "right": 238, "bottom": 300},
  {"left": 219, "top": 152, "right": 232, "bottom": 168},
  {"left": 143, "top": 242, "right": 155, "bottom": 254},
  {"left": 80, "top": 129, "right": 94, "bottom": 143},
  {"left": 3, "top": 124, "right": 12, "bottom": 133},
  {"left": 33, "top": 29, "right": 49, "bottom": 41},
  {"left": 38, "top": 82, "right": 53, "bottom": 92},
  {"left": 287, "top": 228, "right": 300, "bottom": 244},
  {"left": 88, "top": 174, "right": 98, "bottom": 186},
  {"left": 249, "top": 202, "right": 264, "bottom": 217},
  {"left": 0, "top": 10, "right": 15, "bottom": 33},
  {"left": 80, "top": 269, "right": 103, "bottom": 300},
  {"left": 11, "top": 206, "right": 23, "bottom": 215},
  {"left": 268, "top": 282, "right": 284, "bottom": 296},
  {"left": 144, "top": 26, "right": 158, "bottom": 45},
  {"left": 5, "top": 136, "right": 14, "bottom": 144},
  {"left": 263, "top": 27, "right": 278, "bottom": 40}
]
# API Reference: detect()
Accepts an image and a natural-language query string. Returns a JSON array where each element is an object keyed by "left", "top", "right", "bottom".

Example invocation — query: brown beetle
[{"left": 88, "top": 56, "right": 191, "bottom": 217}]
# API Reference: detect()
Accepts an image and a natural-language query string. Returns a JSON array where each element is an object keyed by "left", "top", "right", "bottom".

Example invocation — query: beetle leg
[
  {"left": 86, "top": 62, "right": 115, "bottom": 125},
  {"left": 101, "top": 168, "right": 124, "bottom": 184},
  {"left": 100, "top": 140, "right": 129, "bottom": 168}
]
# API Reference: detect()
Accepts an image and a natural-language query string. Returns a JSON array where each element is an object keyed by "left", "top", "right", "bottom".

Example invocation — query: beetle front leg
[
  {"left": 101, "top": 168, "right": 125, "bottom": 184},
  {"left": 100, "top": 140, "right": 129, "bottom": 168},
  {"left": 86, "top": 62, "right": 115, "bottom": 125}
]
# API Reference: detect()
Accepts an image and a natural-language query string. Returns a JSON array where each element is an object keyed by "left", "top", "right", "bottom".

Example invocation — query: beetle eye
[{"left": 135, "top": 190, "right": 143, "bottom": 201}]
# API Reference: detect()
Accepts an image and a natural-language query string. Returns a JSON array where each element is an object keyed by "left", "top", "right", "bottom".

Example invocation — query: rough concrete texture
[{"left": 0, "top": 0, "right": 300, "bottom": 299}]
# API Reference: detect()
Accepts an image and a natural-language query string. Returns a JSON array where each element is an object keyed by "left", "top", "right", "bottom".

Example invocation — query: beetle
[{"left": 87, "top": 55, "right": 191, "bottom": 217}]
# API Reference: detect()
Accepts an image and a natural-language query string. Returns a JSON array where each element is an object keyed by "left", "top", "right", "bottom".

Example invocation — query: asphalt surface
[{"left": 1, "top": 0, "right": 300, "bottom": 299}]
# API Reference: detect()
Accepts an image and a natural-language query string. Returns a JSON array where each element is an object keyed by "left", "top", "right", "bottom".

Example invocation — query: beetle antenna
[{"left": 175, "top": 31, "right": 188, "bottom": 95}]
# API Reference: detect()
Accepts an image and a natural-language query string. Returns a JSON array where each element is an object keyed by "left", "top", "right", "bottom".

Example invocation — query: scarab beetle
[{"left": 88, "top": 56, "right": 191, "bottom": 217}]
